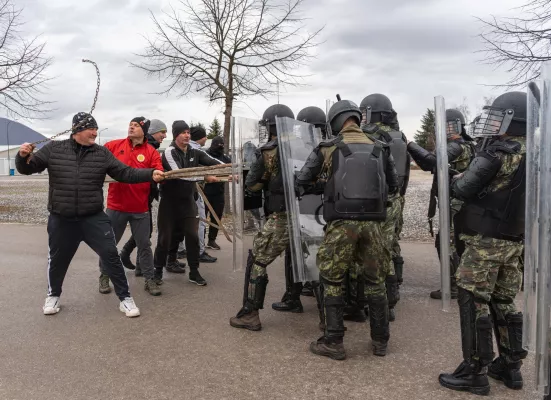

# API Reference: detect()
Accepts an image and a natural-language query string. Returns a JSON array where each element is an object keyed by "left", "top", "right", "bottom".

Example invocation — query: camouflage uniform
[
  {"left": 230, "top": 142, "right": 291, "bottom": 331},
  {"left": 298, "top": 123, "right": 396, "bottom": 359},
  {"left": 455, "top": 137, "right": 526, "bottom": 362},
  {"left": 439, "top": 135, "right": 528, "bottom": 395}
]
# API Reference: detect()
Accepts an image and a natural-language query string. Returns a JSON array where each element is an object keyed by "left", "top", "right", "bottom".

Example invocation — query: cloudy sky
[{"left": 14, "top": 0, "right": 525, "bottom": 142}]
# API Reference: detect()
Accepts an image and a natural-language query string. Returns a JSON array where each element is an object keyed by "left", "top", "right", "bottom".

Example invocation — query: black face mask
[{"left": 211, "top": 144, "right": 224, "bottom": 153}]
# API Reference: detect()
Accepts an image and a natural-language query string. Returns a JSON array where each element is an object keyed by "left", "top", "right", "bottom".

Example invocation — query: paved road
[{"left": 0, "top": 224, "right": 538, "bottom": 400}]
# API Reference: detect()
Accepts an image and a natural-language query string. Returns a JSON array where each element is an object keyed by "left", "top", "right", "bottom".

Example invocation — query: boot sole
[
  {"left": 309, "top": 343, "right": 346, "bottom": 360},
  {"left": 229, "top": 320, "right": 262, "bottom": 331},
  {"left": 99, "top": 288, "right": 112, "bottom": 294},
  {"left": 189, "top": 278, "right": 207, "bottom": 286},
  {"left": 438, "top": 376, "right": 490, "bottom": 396},
  {"left": 487, "top": 372, "right": 523, "bottom": 390},
  {"left": 271, "top": 305, "right": 304, "bottom": 313}
]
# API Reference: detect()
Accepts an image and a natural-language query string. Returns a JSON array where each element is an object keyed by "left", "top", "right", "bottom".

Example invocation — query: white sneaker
[
  {"left": 43, "top": 296, "right": 60, "bottom": 315},
  {"left": 119, "top": 297, "right": 140, "bottom": 318}
]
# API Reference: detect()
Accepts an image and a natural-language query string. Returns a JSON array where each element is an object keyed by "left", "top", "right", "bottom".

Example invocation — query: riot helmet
[
  {"left": 474, "top": 91, "right": 527, "bottom": 137},
  {"left": 359, "top": 93, "right": 395, "bottom": 125},
  {"left": 445, "top": 109, "right": 465, "bottom": 137},
  {"left": 259, "top": 104, "right": 294, "bottom": 139},
  {"left": 297, "top": 106, "right": 327, "bottom": 137},
  {"left": 327, "top": 100, "right": 362, "bottom": 135}
]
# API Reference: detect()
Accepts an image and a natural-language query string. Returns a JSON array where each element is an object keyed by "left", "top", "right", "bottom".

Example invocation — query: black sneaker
[
  {"left": 206, "top": 240, "right": 221, "bottom": 250},
  {"left": 177, "top": 250, "right": 187, "bottom": 259},
  {"left": 189, "top": 270, "right": 207, "bottom": 286},
  {"left": 199, "top": 252, "right": 217, "bottom": 263},
  {"left": 166, "top": 261, "right": 186, "bottom": 273}
]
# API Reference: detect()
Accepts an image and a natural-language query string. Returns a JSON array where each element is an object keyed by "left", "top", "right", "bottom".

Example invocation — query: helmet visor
[{"left": 474, "top": 106, "right": 514, "bottom": 137}]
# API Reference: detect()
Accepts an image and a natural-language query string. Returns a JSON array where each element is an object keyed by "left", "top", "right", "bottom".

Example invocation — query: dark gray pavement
[{"left": 0, "top": 224, "right": 539, "bottom": 400}]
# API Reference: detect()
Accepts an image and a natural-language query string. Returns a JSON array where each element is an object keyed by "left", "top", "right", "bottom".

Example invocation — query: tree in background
[
  {"left": 0, "top": 0, "right": 52, "bottom": 119},
  {"left": 414, "top": 108, "right": 435, "bottom": 151},
  {"left": 134, "top": 0, "right": 322, "bottom": 151},
  {"left": 479, "top": 0, "right": 551, "bottom": 86},
  {"left": 208, "top": 117, "right": 222, "bottom": 139}
]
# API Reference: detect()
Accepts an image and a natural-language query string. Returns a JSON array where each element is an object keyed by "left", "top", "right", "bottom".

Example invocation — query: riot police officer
[
  {"left": 271, "top": 105, "right": 327, "bottom": 315},
  {"left": 360, "top": 93, "right": 410, "bottom": 322},
  {"left": 296, "top": 99, "right": 398, "bottom": 359},
  {"left": 229, "top": 104, "right": 295, "bottom": 331},
  {"left": 408, "top": 109, "right": 475, "bottom": 299},
  {"left": 439, "top": 92, "right": 528, "bottom": 395}
]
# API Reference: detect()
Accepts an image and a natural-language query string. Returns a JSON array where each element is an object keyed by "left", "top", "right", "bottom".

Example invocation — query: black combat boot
[
  {"left": 310, "top": 294, "right": 346, "bottom": 360},
  {"left": 385, "top": 274, "right": 400, "bottom": 322},
  {"left": 488, "top": 309, "right": 527, "bottom": 390},
  {"left": 439, "top": 288, "right": 493, "bottom": 396},
  {"left": 229, "top": 251, "right": 267, "bottom": 331},
  {"left": 272, "top": 247, "right": 303, "bottom": 312},
  {"left": 272, "top": 283, "right": 304, "bottom": 312},
  {"left": 301, "top": 281, "right": 315, "bottom": 297},
  {"left": 368, "top": 294, "right": 390, "bottom": 356},
  {"left": 393, "top": 256, "right": 404, "bottom": 285},
  {"left": 153, "top": 267, "right": 164, "bottom": 285}
]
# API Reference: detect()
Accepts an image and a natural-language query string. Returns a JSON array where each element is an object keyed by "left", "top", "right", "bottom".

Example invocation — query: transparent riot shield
[
  {"left": 276, "top": 117, "right": 324, "bottom": 283},
  {"left": 533, "top": 62, "right": 551, "bottom": 397},
  {"left": 523, "top": 80, "right": 541, "bottom": 352},
  {"left": 434, "top": 96, "right": 451, "bottom": 312},
  {"left": 230, "top": 116, "right": 265, "bottom": 272}
]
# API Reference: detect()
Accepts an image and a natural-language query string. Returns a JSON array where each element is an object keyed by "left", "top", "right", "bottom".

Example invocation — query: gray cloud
[{"left": 11, "top": 0, "right": 527, "bottom": 142}]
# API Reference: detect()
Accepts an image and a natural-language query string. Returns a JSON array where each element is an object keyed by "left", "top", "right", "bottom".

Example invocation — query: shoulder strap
[{"left": 335, "top": 141, "right": 352, "bottom": 157}]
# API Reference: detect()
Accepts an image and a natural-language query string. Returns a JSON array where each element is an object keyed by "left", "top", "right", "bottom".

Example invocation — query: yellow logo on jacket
[{"left": 137, "top": 154, "right": 145, "bottom": 162}]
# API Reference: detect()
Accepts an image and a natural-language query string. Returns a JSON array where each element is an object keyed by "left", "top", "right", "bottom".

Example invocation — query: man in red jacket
[{"left": 99, "top": 117, "right": 164, "bottom": 296}]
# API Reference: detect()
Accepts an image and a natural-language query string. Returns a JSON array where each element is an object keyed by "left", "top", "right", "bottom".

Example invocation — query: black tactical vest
[
  {"left": 459, "top": 145, "right": 526, "bottom": 242},
  {"left": 323, "top": 141, "right": 387, "bottom": 222}
]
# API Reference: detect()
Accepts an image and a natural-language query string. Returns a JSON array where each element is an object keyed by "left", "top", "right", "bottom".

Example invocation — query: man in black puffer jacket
[{"left": 16, "top": 112, "right": 165, "bottom": 318}]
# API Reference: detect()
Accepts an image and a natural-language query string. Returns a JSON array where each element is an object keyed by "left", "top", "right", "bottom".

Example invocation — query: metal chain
[{"left": 32, "top": 59, "right": 101, "bottom": 145}]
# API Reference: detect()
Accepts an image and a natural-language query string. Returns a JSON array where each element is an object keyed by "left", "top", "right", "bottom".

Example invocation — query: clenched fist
[
  {"left": 152, "top": 170, "right": 165, "bottom": 183},
  {"left": 19, "top": 143, "right": 35, "bottom": 157}
]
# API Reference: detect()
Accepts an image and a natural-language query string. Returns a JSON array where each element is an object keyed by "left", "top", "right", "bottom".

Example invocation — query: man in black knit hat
[
  {"left": 153, "top": 121, "right": 223, "bottom": 286},
  {"left": 16, "top": 112, "right": 165, "bottom": 318}
]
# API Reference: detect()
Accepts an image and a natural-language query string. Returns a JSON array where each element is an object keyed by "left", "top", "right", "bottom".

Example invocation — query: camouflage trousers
[
  {"left": 394, "top": 195, "right": 405, "bottom": 255},
  {"left": 380, "top": 193, "right": 402, "bottom": 276},
  {"left": 318, "top": 219, "right": 388, "bottom": 299},
  {"left": 250, "top": 212, "right": 289, "bottom": 281},
  {"left": 456, "top": 234, "right": 524, "bottom": 356}
]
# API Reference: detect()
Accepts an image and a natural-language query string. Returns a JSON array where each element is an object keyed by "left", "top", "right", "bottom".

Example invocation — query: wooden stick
[
  {"left": 164, "top": 164, "right": 232, "bottom": 177},
  {"left": 196, "top": 182, "right": 232, "bottom": 243}
]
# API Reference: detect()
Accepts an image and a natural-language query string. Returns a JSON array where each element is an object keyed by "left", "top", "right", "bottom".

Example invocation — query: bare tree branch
[
  {"left": 132, "top": 0, "right": 323, "bottom": 147},
  {"left": 0, "top": 0, "right": 53, "bottom": 119},
  {"left": 478, "top": 0, "right": 551, "bottom": 87}
]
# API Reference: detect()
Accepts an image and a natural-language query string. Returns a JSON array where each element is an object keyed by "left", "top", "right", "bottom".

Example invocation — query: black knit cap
[
  {"left": 131, "top": 117, "right": 150, "bottom": 135},
  {"left": 172, "top": 120, "right": 190, "bottom": 140},
  {"left": 190, "top": 125, "right": 207, "bottom": 142},
  {"left": 72, "top": 112, "right": 98, "bottom": 134}
]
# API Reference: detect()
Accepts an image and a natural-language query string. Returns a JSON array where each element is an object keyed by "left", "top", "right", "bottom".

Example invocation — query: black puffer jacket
[{"left": 16, "top": 138, "right": 154, "bottom": 218}]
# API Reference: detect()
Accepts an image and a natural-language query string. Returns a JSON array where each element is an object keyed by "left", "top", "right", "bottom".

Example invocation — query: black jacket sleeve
[
  {"left": 15, "top": 143, "right": 52, "bottom": 175},
  {"left": 451, "top": 152, "right": 502, "bottom": 201},
  {"left": 106, "top": 150, "right": 154, "bottom": 183},
  {"left": 197, "top": 149, "right": 224, "bottom": 166},
  {"left": 407, "top": 142, "right": 436, "bottom": 171}
]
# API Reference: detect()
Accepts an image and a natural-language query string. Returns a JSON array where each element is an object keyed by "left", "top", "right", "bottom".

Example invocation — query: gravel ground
[{"left": 0, "top": 169, "right": 437, "bottom": 242}]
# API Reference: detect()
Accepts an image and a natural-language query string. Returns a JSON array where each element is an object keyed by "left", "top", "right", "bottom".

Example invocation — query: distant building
[{"left": 0, "top": 118, "right": 48, "bottom": 159}]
